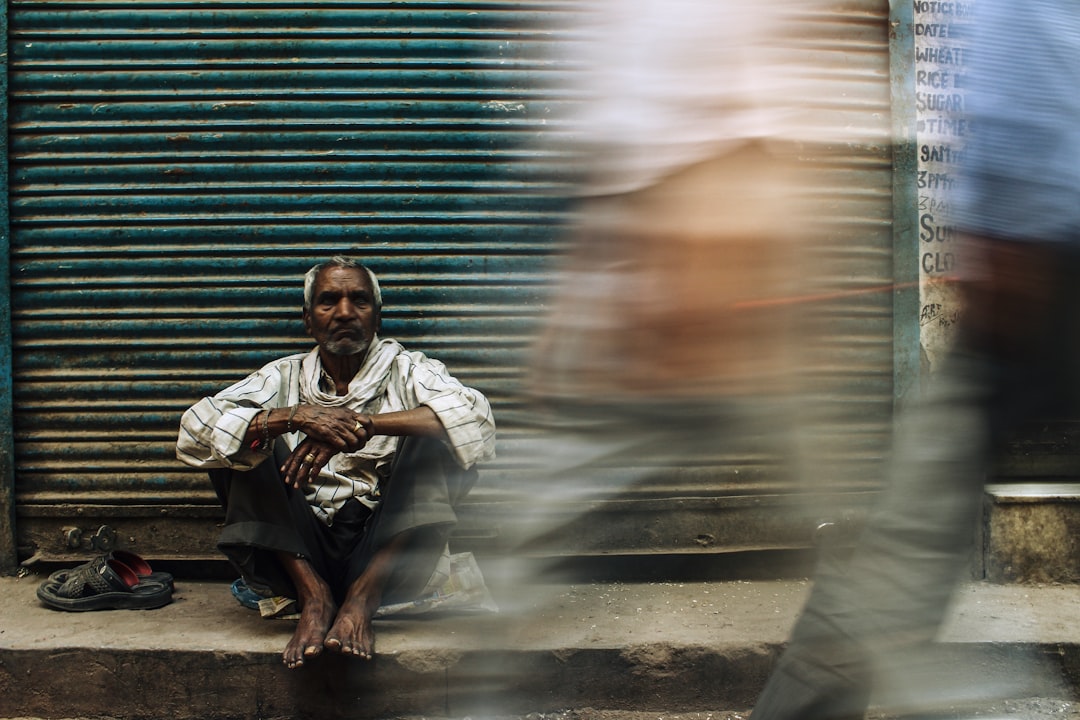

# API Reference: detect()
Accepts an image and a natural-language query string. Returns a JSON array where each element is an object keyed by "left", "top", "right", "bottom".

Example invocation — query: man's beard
[{"left": 324, "top": 336, "right": 370, "bottom": 357}]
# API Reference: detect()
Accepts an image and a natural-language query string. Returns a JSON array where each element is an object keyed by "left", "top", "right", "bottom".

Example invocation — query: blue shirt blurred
[{"left": 953, "top": 0, "right": 1080, "bottom": 243}]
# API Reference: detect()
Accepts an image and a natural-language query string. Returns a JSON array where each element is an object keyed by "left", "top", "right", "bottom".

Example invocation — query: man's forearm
[
  {"left": 363, "top": 406, "right": 446, "bottom": 440},
  {"left": 244, "top": 403, "right": 446, "bottom": 450}
]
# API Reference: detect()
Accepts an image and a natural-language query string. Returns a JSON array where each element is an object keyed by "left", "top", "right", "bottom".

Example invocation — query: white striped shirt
[{"left": 176, "top": 338, "right": 496, "bottom": 523}]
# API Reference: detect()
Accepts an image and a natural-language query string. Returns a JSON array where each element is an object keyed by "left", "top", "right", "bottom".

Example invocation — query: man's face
[{"left": 303, "top": 266, "right": 380, "bottom": 358}]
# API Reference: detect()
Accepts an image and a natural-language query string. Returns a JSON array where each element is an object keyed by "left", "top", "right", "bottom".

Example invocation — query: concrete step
[
  {"left": 4, "top": 569, "right": 1080, "bottom": 720},
  {"left": 983, "top": 483, "right": 1080, "bottom": 583}
]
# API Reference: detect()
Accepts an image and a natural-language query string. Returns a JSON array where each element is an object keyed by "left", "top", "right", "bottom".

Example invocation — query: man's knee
[{"left": 390, "top": 436, "right": 478, "bottom": 506}]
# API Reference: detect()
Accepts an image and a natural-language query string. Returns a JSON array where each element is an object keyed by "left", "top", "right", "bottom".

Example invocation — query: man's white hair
[{"left": 302, "top": 256, "right": 382, "bottom": 311}]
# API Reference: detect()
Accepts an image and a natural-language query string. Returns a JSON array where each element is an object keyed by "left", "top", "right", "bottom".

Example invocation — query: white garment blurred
[{"left": 558, "top": 0, "right": 872, "bottom": 196}]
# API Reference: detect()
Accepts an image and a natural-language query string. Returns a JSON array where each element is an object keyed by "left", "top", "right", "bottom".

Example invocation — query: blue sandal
[{"left": 37, "top": 557, "right": 173, "bottom": 612}]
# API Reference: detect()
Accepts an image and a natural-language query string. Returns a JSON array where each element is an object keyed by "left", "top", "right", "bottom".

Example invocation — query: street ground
[
  {"left": 396, "top": 700, "right": 1080, "bottom": 720},
  {"left": 5, "top": 576, "right": 1080, "bottom": 720},
  {"left": 5, "top": 697, "right": 1080, "bottom": 719}
]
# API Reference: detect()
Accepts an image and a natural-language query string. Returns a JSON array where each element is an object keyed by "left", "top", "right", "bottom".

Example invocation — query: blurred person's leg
[
  {"left": 751, "top": 346, "right": 993, "bottom": 720},
  {"left": 751, "top": 237, "right": 1080, "bottom": 719}
]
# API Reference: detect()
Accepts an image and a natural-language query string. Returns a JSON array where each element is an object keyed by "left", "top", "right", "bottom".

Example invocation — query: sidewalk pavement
[{"left": 2, "top": 571, "right": 1080, "bottom": 719}]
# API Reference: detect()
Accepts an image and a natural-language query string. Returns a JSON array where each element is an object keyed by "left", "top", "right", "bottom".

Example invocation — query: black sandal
[
  {"left": 48, "top": 550, "right": 174, "bottom": 590},
  {"left": 37, "top": 558, "right": 173, "bottom": 612}
]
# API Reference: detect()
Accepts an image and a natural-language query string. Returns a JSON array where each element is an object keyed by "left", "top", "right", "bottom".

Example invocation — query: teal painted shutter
[
  {"left": 9, "top": 1, "right": 574, "bottom": 559},
  {"left": 9, "top": 1, "right": 897, "bottom": 562}
]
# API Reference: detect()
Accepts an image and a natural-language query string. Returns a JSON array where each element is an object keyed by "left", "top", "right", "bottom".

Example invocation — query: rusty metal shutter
[{"left": 9, "top": 1, "right": 896, "bottom": 564}]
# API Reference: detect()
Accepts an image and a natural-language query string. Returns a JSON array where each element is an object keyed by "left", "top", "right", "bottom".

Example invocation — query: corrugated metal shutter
[
  {"left": 9, "top": 1, "right": 577, "bottom": 559},
  {"left": 9, "top": 0, "right": 895, "bottom": 562},
  {"left": 795, "top": 1, "right": 897, "bottom": 494},
  {"left": 502, "top": 1, "right": 899, "bottom": 560}
]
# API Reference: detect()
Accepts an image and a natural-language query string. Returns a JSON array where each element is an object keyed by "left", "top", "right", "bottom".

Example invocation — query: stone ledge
[
  {"left": 983, "top": 483, "right": 1080, "bottom": 583},
  {"left": 3, "top": 575, "right": 1080, "bottom": 719}
]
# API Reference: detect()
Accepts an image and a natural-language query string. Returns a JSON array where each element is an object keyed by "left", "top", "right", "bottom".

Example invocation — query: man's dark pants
[{"left": 209, "top": 436, "right": 476, "bottom": 605}]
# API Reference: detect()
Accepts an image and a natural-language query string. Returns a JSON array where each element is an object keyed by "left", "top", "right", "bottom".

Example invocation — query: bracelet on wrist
[{"left": 249, "top": 409, "right": 272, "bottom": 452}]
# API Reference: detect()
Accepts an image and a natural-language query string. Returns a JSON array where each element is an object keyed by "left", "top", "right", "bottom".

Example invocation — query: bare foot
[
  {"left": 324, "top": 594, "right": 378, "bottom": 659},
  {"left": 324, "top": 530, "right": 409, "bottom": 660},
  {"left": 283, "top": 594, "right": 337, "bottom": 669}
]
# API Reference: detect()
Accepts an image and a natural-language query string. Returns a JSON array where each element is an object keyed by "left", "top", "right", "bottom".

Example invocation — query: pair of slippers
[{"left": 37, "top": 550, "right": 174, "bottom": 612}]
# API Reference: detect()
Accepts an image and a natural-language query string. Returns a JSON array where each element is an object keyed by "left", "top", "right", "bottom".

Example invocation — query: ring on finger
[
  {"left": 353, "top": 420, "right": 363, "bottom": 434},
  {"left": 304, "top": 453, "right": 316, "bottom": 464}
]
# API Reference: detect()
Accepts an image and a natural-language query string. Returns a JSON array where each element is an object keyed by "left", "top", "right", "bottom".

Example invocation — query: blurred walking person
[
  {"left": 523, "top": 0, "right": 873, "bottom": 503},
  {"left": 751, "top": 2, "right": 1080, "bottom": 717}
]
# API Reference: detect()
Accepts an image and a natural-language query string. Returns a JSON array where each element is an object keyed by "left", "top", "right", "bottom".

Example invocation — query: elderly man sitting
[{"left": 177, "top": 256, "right": 496, "bottom": 668}]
